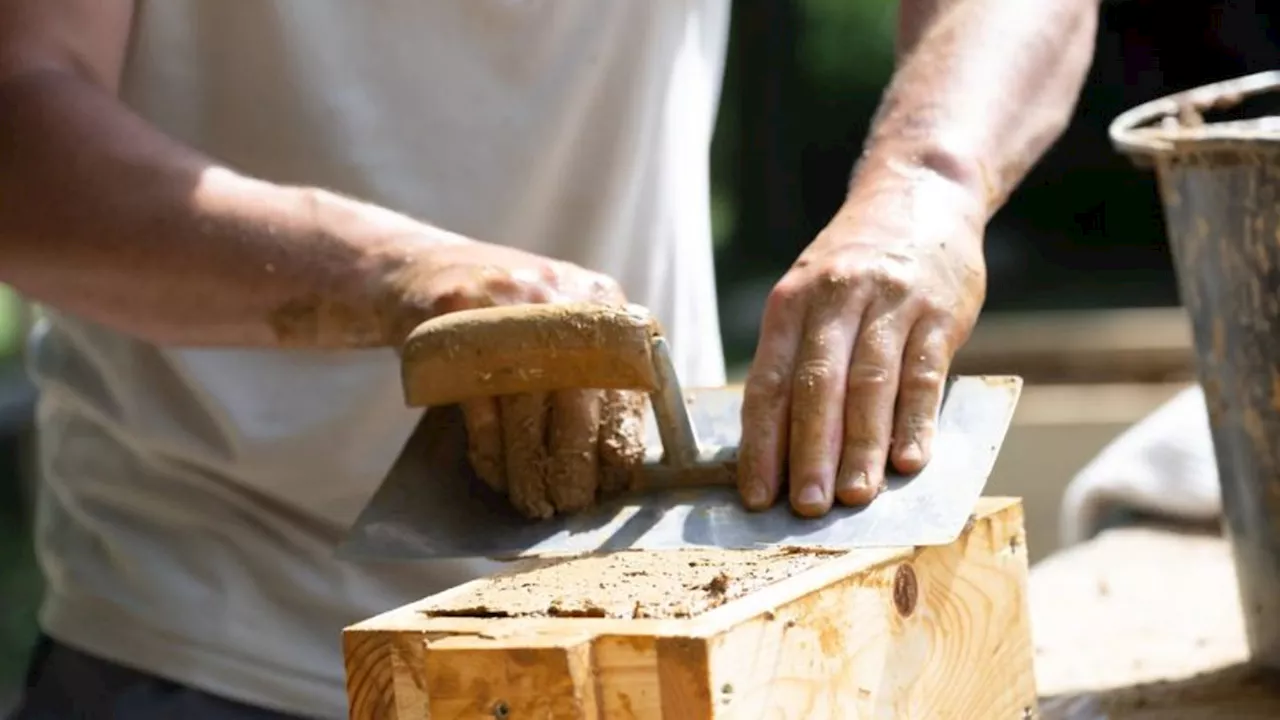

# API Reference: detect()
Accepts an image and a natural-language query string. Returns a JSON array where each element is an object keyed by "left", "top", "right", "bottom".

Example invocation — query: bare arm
[
  {"left": 857, "top": 0, "right": 1101, "bottom": 215},
  {"left": 0, "top": 0, "right": 474, "bottom": 349},
  {"left": 737, "top": 0, "right": 1101, "bottom": 516}
]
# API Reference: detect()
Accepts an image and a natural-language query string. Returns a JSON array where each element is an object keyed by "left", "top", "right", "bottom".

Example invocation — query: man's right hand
[
  {"left": 0, "top": 0, "right": 647, "bottom": 520},
  {"left": 388, "top": 242, "right": 648, "bottom": 519}
]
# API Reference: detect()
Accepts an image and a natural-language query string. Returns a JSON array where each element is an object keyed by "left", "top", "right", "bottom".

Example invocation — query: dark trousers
[{"left": 5, "top": 636, "right": 306, "bottom": 720}]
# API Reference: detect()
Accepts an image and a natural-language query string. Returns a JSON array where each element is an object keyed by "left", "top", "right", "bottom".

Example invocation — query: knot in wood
[
  {"left": 892, "top": 563, "right": 918, "bottom": 617},
  {"left": 491, "top": 700, "right": 510, "bottom": 718}
]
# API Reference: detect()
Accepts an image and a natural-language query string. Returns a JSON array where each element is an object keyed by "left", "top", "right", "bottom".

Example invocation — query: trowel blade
[{"left": 336, "top": 375, "right": 1022, "bottom": 561}]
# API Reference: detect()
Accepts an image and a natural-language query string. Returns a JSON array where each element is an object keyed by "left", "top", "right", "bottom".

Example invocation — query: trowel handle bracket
[{"left": 646, "top": 335, "right": 701, "bottom": 470}]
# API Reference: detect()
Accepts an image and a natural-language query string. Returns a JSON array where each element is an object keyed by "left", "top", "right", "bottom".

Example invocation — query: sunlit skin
[
  {"left": 0, "top": 0, "right": 653, "bottom": 516},
  {"left": 736, "top": 0, "right": 1101, "bottom": 517},
  {"left": 0, "top": 0, "right": 1100, "bottom": 519}
]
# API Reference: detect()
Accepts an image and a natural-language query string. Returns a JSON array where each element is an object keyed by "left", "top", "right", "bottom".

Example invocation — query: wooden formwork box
[{"left": 344, "top": 497, "right": 1037, "bottom": 719}]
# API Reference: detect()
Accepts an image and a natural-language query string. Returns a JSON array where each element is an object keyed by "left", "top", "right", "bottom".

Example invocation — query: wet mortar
[{"left": 419, "top": 546, "right": 846, "bottom": 620}]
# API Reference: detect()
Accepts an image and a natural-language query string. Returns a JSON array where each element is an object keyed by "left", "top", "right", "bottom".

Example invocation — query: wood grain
[{"left": 344, "top": 497, "right": 1037, "bottom": 719}]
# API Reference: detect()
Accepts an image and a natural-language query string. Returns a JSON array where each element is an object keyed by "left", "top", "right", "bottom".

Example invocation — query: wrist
[
  {"left": 846, "top": 142, "right": 995, "bottom": 226},
  {"left": 264, "top": 184, "right": 473, "bottom": 348}
]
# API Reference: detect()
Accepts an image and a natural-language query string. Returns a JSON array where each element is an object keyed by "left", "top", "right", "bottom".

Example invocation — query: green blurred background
[
  {"left": 0, "top": 285, "right": 36, "bottom": 700},
  {"left": 3, "top": 0, "right": 1279, "bottom": 709}
]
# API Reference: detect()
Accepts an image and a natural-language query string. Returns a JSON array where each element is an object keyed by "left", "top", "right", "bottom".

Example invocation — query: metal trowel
[{"left": 338, "top": 302, "right": 1022, "bottom": 561}]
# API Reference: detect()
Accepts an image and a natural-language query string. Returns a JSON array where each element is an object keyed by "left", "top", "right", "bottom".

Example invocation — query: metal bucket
[{"left": 1111, "top": 71, "right": 1280, "bottom": 668}]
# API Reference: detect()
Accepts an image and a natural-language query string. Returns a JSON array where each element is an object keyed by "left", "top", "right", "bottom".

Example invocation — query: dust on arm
[{"left": 0, "top": 0, "right": 463, "bottom": 350}]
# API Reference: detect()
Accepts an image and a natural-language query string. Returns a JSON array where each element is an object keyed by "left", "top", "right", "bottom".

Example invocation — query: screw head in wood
[{"left": 492, "top": 700, "right": 510, "bottom": 718}]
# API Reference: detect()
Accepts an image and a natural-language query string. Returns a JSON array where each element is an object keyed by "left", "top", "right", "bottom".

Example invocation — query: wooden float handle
[{"left": 400, "top": 302, "right": 664, "bottom": 407}]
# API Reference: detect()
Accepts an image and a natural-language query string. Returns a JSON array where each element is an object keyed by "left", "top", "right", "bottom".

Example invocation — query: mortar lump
[{"left": 420, "top": 546, "right": 844, "bottom": 620}]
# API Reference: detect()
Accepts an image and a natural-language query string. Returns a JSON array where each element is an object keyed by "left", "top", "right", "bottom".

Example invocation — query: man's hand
[
  {"left": 389, "top": 245, "right": 647, "bottom": 519},
  {"left": 735, "top": 0, "right": 1100, "bottom": 517},
  {"left": 0, "top": 0, "right": 647, "bottom": 521},
  {"left": 737, "top": 171, "right": 987, "bottom": 517}
]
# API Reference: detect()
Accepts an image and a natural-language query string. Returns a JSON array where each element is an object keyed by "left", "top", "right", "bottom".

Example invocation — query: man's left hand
[{"left": 737, "top": 172, "right": 988, "bottom": 517}]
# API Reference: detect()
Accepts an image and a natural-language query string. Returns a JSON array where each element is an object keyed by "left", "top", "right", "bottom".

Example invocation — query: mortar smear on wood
[{"left": 419, "top": 547, "right": 846, "bottom": 620}]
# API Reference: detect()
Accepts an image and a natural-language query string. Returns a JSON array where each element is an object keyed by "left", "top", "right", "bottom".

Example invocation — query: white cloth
[
  {"left": 26, "top": 1, "right": 731, "bottom": 717},
  {"left": 1059, "top": 384, "right": 1222, "bottom": 548}
]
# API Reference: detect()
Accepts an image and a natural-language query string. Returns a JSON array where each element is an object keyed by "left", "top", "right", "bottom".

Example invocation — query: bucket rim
[{"left": 1109, "top": 71, "right": 1280, "bottom": 159}]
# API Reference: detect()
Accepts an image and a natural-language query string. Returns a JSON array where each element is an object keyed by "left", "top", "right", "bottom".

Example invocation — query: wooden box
[{"left": 344, "top": 497, "right": 1037, "bottom": 719}]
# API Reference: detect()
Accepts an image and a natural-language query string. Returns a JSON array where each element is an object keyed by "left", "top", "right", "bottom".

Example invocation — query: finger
[
  {"left": 461, "top": 398, "right": 506, "bottom": 493},
  {"left": 786, "top": 305, "right": 859, "bottom": 518},
  {"left": 598, "top": 389, "right": 646, "bottom": 494},
  {"left": 836, "top": 308, "right": 912, "bottom": 506},
  {"left": 546, "top": 389, "right": 603, "bottom": 513},
  {"left": 890, "top": 322, "right": 952, "bottom": 474},
  {"left": 501, "top": 392, "right": 553, "bottom": 519},
  {"left": 738, "top": 283, "right": 804, "bottom": 511}
]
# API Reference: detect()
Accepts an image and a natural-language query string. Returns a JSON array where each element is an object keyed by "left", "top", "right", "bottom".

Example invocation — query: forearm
[
  {"left": 0, "top": 68, "right": 460, "bottom": 349},
  {"left": 852, "top": 0, "right": 1100, "bottom": 220}
]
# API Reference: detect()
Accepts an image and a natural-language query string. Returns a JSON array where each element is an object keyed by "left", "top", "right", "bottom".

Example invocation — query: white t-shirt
[{"left": 24, "top": 1, "right": 730, "bottom": 716}]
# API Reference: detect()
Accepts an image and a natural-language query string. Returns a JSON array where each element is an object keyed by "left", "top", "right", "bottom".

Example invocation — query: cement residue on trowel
[{"left": 419, "top": 547, "right": 845, "bottom": 620}]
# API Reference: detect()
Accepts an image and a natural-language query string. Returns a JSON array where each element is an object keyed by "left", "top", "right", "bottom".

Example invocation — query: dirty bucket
[{"left": 1111, "top": 70, "right": 1280, "bottom": 669}]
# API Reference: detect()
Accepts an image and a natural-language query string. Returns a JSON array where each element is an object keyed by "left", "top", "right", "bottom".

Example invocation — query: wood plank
[
  {"left": 344, "top": 497, "right": 1037, "bottom": 719},
  {"left": 953, "top": 307, "right": 1195, "bottom": 384},
  {"left": 1032, "top": 524, "right": 1280, "bottom": 718}
]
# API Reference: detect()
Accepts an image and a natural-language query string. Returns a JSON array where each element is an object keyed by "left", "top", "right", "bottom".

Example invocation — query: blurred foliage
[
  {"left": 0, "top": 288, "right": 23, "bottom": 357},
  {"left": 0, "top": 294, "right": 34, "bottom": 701},
  {"left": 796, "top": 0, "right": 897, "bottom": 91},
  {"left": 0, "top": 526, "right": 38, "bottom": 699}
]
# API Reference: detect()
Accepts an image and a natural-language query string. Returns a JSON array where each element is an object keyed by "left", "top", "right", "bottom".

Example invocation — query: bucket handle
[{"left": 1109, "top": 70, "right": 1280, "bottom": 161}]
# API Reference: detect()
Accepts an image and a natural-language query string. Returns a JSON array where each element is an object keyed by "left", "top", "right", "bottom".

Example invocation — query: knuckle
[
  {"left": 793, "top": 357, "right": 838, "bottom": 393},
  {"left": 898, "top": 365, "right": 946, "bottom": 393},
  {"left": 460, "top": 265, "right": 557, "bottom": 305},
  {"left": 539, "top": 262, "right": 562, "bottom": 286},
  {"left": 765, "top": 276, "right": 804, "bottom": 314},
  {"left": 590, "top": 274, "right": 624, "bottom": 302},
  {"left": 916, "top": 296, "right": 958, "bottom": 323},
  {"left": 846, "top": 362, "right": 892, "bottom": 388},
  {"left": 521, "top": 284, "right": 556, "bottom": 304},
  {"left": 842, "top": 435, "right": 884, "bottom": 458},
  {"left": 546, "top": 260, "right": 624, "bottom": 303},
  {"left": 429, "top": 285, "right": 482, "bottom": 315},
  {"left": 508, "top": 270, "right": 556, "bottom": 302},
  {"left": 800, "top": 256, "right": 863, "bottom": 302},
  {"left": 870, "top": 265, "right": 913, "bottom": 296},
  {"left": 813, "top": 264, "right": 856, "bottom": 292},
  {"left": 480, "top": 265, "right": 522, "bottom": 293},
  {"left": 745, "top": 364, "right": 790, "bottom": 404}
]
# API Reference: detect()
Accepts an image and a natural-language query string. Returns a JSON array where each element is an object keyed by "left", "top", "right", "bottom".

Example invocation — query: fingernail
[
  {"left": 796, "top": 483, "right": 825, "bottom": 508},
  {"left": 838, "top": 471, "right": 869, "bottom": 493},
  {"left": 899, "top": 442, "right": 922, "bottom": 465},
  {"left": 836, "top": 471, "right": 879, "bottom": 506},
  {"left": 744, "top": 480, "right": 769, "bottom": 507}
]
